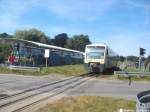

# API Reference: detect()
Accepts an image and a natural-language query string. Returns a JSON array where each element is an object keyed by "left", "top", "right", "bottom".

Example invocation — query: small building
[{"left": 0, "top": 38, "right": 84, "bottom": 67}]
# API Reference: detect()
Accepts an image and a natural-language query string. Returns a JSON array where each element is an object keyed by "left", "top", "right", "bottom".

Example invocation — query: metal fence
[{"left": 7, "top": 65, "right": 40, "bottom": 71}]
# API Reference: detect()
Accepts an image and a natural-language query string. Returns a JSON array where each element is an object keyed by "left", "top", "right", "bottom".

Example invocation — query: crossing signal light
[{"left": 140, "top": 48, "right": 146, "bottom": 56}]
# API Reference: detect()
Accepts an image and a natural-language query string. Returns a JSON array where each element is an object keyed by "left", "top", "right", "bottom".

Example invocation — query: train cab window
[{"left": 106, "top": 49, "right": 109, "bottom": 55}]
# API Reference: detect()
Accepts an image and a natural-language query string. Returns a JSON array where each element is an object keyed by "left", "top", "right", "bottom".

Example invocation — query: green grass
[
  {"left": 0, "top": 65, "right": 149, "bottom": 81},
  {"left": 115, "top": 75, "right": 150, "bottom": 81},
  {"left": 36, "top": 96, "right": 136, "bottom": 112},
  {"left": 124, "top": 66, "right": 149, "bottom": 72},
  {"left": 40, "top": 64, "right": 87, "bottom": 76},
  {"left": 0, "top": 64, "right": 87, "bottom": 76},
  {"left": 0, "top": 67, "right": 41, "bottom": 75}
]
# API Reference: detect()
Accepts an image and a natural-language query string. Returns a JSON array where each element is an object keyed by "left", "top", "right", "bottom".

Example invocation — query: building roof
[{"left": 1, "top": 38, "right": 84, "bottom": 54}]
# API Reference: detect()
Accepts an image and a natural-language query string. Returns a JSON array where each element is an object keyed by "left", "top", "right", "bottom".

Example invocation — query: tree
[
  {"left": 119, "top": 56, "right": 125, "bottom": 62},
  {"left": 0, "top": 44, "right": 11, "bottom": 63},
  {"left": 66, "top": 34, "right": 91, "bottom": 52},
  {"left": 147, "top": 55, "right": 150, "bottom": 62},
  {"left": 14, "top": 28, "right": 48, "bottom": 44},
  {"left": 126, "top": 56, "right": 138, "bottom": 62},
  {"left": 53, "top": 33, "right": 69, "bottom": 47},
  {"left": 45, "top": 36, "right": 53, "bottom": 45},
  {"left": 0, "top": 33, "right": 13, "bottom": 38}
]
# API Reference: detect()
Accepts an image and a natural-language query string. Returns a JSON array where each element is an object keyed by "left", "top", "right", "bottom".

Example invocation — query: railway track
[{"left": 0, "top": 73, "right": 94, "bottom": 112}]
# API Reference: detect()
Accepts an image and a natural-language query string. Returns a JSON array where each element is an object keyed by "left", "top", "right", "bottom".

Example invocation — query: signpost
[{"left": 44, "top": 49, "right": 50, "bottom": 67}]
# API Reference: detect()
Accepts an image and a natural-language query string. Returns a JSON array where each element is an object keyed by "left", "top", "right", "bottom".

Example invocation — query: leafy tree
[
  {"left": 14, "top": 28, "right": 48, "bottom": 44},
  {"left": 147, "top": 55, "right": 150, "bottom": 60},
  {"left": 65, "top": 38, "right": 74, "bottom": 49},
  {"left": 66, "top": 34, "right": 91, "bottom": 52},
  {"left": 45, "top": 36, "right": 53, "bottom": 45},
  {"left": 50, "top": 39, "right": 55, "bottom": 45},
  {"left": 119, "top": 56, "right": 126, "bottom": 62},
  {"left": 0, "top": 44, "right": 11, "bottom": 63},
  {"left": 54, "top": 33, "right": 68, "bottom": 47},
  {"left": 126, "top": 56, "right": 138, "bottom": 62},
  {"left": 0, "top": 33, "right": 13, "bottom": 38}
]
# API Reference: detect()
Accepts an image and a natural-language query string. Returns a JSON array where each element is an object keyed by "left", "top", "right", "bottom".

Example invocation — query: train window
[
  {"left": 86, "top": 46, "right": 105, "bottom": 52},
  {"left": 87, "top": 46, "right": 104, "bottom": 48},
  {"left": 106, "top": 49, "right": 109, "bottom": 55},
  {"left": 86, "top": 52, "right": 104, "bottom": 59}
]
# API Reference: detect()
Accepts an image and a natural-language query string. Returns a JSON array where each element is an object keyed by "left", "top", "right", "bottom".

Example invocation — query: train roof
[
  {"left": 1, "top": 38, "right": 84, "bottom": 54},
  {"left": 86, "top": 44, "right": 107, "bottom": 47}
]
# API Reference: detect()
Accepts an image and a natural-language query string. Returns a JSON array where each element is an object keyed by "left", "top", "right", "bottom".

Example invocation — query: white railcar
[{"left": 84, "top": 44, "right": 118, "bottom": 73}]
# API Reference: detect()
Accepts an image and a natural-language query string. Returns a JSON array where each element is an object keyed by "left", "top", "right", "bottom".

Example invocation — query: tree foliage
[
  {"left": 0, "top": 44, "right": 11, "bottom": 63},
  {"left": 119, "top": 56, "right": 126, "bottom": 62},
  {"left": 14, "top": 28, "right": 49, "bottom": 44},
  {"left": 66, "top": 34, "right": 91, "bottom": 52},
  {"left": 0, "top": 33, "right": 13, "bottom": 38},
  {"left": 126, "top": 56, "right": 138, "bottom": 62},
  {"left": 53, "top": 33, "right": 68, "bottom": 47},
  {"left": 147, "top": 55, "right": 150, "bottom": 59},
  {"left": 2, "top": 28, "right": 92, "bottom": 52},
  {"left": 146, "top": 55, "right": 150, "bottom": 62}
]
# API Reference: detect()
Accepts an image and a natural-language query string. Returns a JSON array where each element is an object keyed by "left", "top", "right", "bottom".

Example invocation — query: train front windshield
[{"left": 86, "top": 46, "right": 105, "bottom": 59}]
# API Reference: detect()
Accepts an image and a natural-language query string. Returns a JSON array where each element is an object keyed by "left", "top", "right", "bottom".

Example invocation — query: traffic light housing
[{"left": 140, "top": 48, "right": 146, "bottom": 56}]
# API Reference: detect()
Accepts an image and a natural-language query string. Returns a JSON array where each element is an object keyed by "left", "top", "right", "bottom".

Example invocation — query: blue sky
[{"left": 0, "top": 0, "right": 150, "bottom": 56}]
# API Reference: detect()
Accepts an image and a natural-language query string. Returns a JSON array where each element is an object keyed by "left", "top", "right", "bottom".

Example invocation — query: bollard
[
  {"left": 136, "top": 90, "right": 150, "bottom": 112},
  {"left": 128, "top": 76, "right": 131, "bottom": 85},
  {"left": 125, "top": 71, "right": 132, "bottom": 85}
]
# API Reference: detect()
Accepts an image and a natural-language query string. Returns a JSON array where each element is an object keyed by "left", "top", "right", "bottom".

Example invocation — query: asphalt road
[
  {"left": 68, "top": 78, "right": 150, "bottom": 100},
  {"left": 0, "top": 74, "right": 150, "bottom": 101}
]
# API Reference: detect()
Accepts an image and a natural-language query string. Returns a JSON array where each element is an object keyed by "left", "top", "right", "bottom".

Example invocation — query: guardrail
[
  {"left": 114, "top": 71, "right": 150, "bottom": 77},
  {"left": 7, "top": 65, "right": 40, "bottom": 71}
]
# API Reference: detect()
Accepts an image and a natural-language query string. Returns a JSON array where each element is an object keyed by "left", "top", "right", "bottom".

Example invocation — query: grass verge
[
  {"left": 124, "top": 67, "right": 149, "bottom": 72},
  {"left": 40, "top": 64, "right": 87, "bottom": 76},
  {"left": 36, "top": 96, "right": 136, "bottom": 112},
  {"left": 114, "top": 74, "right": 150, "bottom": 81},
  {"left": 0, "top": 64, "right": 87, "bottom": 76},
  {"left": 0, "top": 65, "right": 149, "bottom": 81}
]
